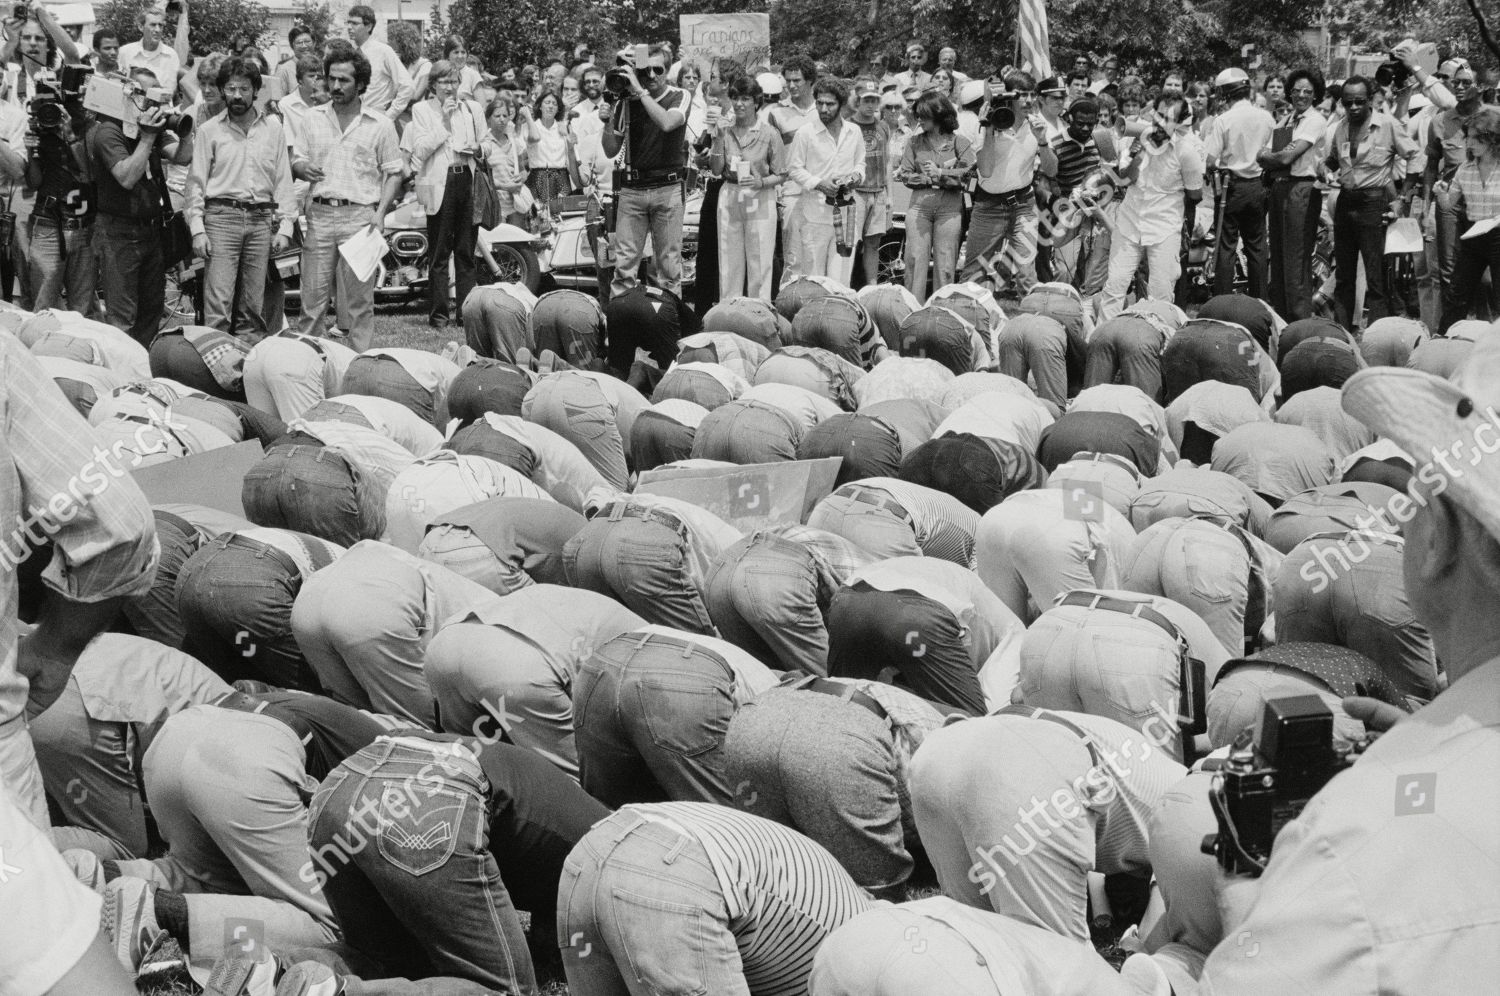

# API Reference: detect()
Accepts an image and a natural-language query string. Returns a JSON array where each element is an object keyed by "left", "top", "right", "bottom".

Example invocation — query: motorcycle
[{"left": 282, "top": 194, "right": 549, "bottom": 305}]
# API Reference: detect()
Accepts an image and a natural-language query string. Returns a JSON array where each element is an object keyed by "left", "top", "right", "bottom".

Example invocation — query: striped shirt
[
  {"left": 1452, "top": 160, "right": 1500, "bottom": 223},
  {"left": 629, "top": 802, "right": 874, "bottom": 996},
  {"left": 1049, "top": 132, "right": 1100, "bottom": 193}
]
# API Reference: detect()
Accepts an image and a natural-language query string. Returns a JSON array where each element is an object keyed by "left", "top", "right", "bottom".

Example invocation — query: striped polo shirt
[
  {"left": 1049, "top": 133, "right": 1100, "bottom": 193},
  {"left": 631, "top": 802, "right": 875, "bottom": 996}
]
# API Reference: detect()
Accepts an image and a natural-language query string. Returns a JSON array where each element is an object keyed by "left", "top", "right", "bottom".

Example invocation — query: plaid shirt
[
  {"left": 1453, "top": 160, "right": 1500, "bottom": 223},
  {"left": 292, "top": 103, "right": 403, "bottom": 205},
  {"left": 0, "top": 332, "right": 158, "bottom": 726},
  {"left": 676, "top": 332, "right": 773, "bottom": 382}
]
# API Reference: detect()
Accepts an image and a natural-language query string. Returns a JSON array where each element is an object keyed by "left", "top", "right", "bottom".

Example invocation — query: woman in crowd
[
  {"left": 482, "top": 91, "right": 532, "bottom": 228},
  {"left": 1440, "top": 105, "right": 1500, "bottom": 332},
  {"left": 444, "top": 34, "right": 484, "bottom": 100},
  {"left": 522, "top": 86, "right": 575, "bottom": 220},
  {"left": 711, "top": 73, "right": 786, "bottom": 302},
  {"left": 678, "top": 60, "right": 710, "bottom": 147},
  {"left": 406, "top": 60, "right": 485, "bottom": 327},
  {"left": 897, "top": 91, "right": 975, "bottom": 298}
]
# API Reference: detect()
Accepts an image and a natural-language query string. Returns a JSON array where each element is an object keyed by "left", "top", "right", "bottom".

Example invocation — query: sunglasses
[
  {"left": 1342, "top": 97, "right": 1369, "bottom": 106},
  {"left": 643, "top": 66, "right": 666, "bottom": 77}
]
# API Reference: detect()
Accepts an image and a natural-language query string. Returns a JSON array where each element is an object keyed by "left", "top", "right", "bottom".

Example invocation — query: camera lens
[{"left": 33, "top": 102, "right": 63, "bottom": 128}]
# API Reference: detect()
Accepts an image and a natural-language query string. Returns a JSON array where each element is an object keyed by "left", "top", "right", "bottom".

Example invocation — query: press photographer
[
  {"left": 85, "top": 66, "right": 193, "bottom": 345},
  {"left": 964, "top": 69, "right": 1045, "bottom": 295},
  {"left": 600, "top": 42, "right": 688, "bottom": 301},
  {"left": 24, "top": 65, "right": 96, "bottom": 313}
]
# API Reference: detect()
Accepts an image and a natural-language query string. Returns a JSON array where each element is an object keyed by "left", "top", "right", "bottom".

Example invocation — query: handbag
[
  {"left": 469, "top": 104, "right": 503, "bottom": 228},
  {"left": 512, "top": 183, "right": 535, "bottom": 216}
]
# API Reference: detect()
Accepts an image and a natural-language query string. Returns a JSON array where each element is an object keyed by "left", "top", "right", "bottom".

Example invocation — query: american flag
[{"left": 1018, "top": 0, "right": 1052, "bottom": 80}]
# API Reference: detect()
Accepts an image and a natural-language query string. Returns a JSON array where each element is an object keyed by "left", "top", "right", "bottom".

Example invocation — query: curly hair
[
  {"left": 911, "top": 90, "right": 958, "bottom": 133},
  {"left": 1471, "top": 105, "right": 1500, "bottom": 154},
  {"left": 1285, "top": 67, "right": 1325, "bottom": 105}
]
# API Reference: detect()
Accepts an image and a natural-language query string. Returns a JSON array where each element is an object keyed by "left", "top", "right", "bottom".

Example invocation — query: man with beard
[
  {"left": 787, "top": 76, "right": 864, "bottom": 284},
  {"left": 184, "top": 56, "right": 295, "bottom": 342}
]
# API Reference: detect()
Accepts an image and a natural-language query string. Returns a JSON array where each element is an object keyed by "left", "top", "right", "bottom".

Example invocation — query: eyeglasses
[
  {"left": 1290, "top": 87, "right": 1315, "bottom": 96},
  {"left": 643, "top": 66, "right": 666, "bottom": 77},
  {"left": 1342, "top": 97, "right": 1369, "bottom": 107}
]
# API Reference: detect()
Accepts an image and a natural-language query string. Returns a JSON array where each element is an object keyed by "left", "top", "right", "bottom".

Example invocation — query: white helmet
[{"left": 1214, "top": 67, "right": 1250, "bottom": 89}]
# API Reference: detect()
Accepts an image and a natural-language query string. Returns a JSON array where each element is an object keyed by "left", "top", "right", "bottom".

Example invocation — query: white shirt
[
  {"left": 118, "top": 40, "right": 180, "bottom": 93},
  {"left": 1204, "top": 99, "right": 1275, "bottom": 178},
  {"left": 1117, "top": 132, "right": 1204, "bottom": 246},
  {"left": 976, "top": 123, "right": 1039, "bottom": 194},
  {"left": 358, "top": 36, "right": 415, "bottom": 118},
  {"left": 1285, "top": 107, "right": 1328, "bottom": 178},
  {"left": 788, "top": 117, "right": 866, "bottom": 223}
]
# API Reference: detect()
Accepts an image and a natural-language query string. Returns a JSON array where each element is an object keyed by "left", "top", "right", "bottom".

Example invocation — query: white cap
[
  {"left": 957, "top": 79, "right": 985, "bottom": 106},
  {"left": 756, "top": 72, "right": 783, "bottom": 96},
  {"left": 1215, "top": 68, "right": 1250, "bottom": 88}
]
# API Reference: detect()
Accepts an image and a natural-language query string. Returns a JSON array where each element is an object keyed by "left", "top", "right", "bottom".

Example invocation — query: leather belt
[
  {"left": 1055, "top": 590, "right": 1179, "bottom": 643},
  {"left": 843, "top": 485, "right": 910, "bottom": 522},
  {"left": 447, "top": 164, "right": 472, "bottom": 174},
  {"left": 31, "top": 214, "right": 90, "bottom": 230},
  {"left": 973, "top": 182, "right": 1033, "bottom": 204},
  {"left": 780, "top": 672, "right": 889, "bottom": 722},
  {"left": 207, "top": 197, "right": 276, "bottom": 211},
  {"left": 313, "top": 196, "right": 374, "bottom": 207},
  {"left": 621, "top": 169, "right": 683, "bottom": 189}
]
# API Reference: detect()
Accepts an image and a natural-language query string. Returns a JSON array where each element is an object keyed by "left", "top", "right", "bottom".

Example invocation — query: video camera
[
  {"left": 10, "top": 3, "right": 28, "bottom": 20},
  {"left": 1202, "top": 695, "right": 1368, "bottom": 877},
  {"left": 82, "top": 72, "right": 192, "bottom": 139},
  {"left": 28, "top": 65, "right": 91, "bottom": 134},
  {"left": 603, "top": 44, "right": 653, "bottom": 104},
  {"left": 1375, "top": 40, "right": 1437, "bottom": 91}
]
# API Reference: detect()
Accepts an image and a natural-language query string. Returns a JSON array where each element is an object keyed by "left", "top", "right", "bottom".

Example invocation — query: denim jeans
[
  {"left": 797, "top": 412, "right": 904, "bottom": 486},
  {"left": 97, "top": 213, "right": 166, "bottom": 346},
  {"left": 572, "top": 632, "right": 739, "bottom": 806},
  {"left": 461, "top": 286, "right": 535, "bottom": 363},
  {"left": 28, "top": 218, "right": 96, "bottom": 314},
  {"left": 628, "top": 409, "right": 697, "bottom": 472},
  {"left": 174, "top": 534, "right": 319, "bottom": 691},
  {"left": 653, "top": 367, "right": 736, "bottom": 410},
  {"left": 611, "top": 183, "right": 684, "bottom": 300},
  {"left": 1440, "top": 227, "right": 1500, "bottom": 332},
  {"left": 964, "top": 196, "right": 1039, "bottom": 297},
  {"left": 300, "top": 201, "right": 378, "bottom": 350},
  {"left": 726, "top": 687, "right": 912, "bottom": 893},
  {"left": 1122, "top": 518, "right": 1253, "bottom": 658},
  {"left": 996, "top": 313, "right": 1068, "bottom": 409},
  {"left": 1274, "top": 536, "right": 1439, "bottom": 699},
  {"left": 523, "top": 372, "right": 630, "bottom": 490},
  {"left": 807, "top": 489, "right": 925, "bottom": 562},
  {"left": 243, "top": 444, "right": 369, "bottom": 548},
  {"left": 341, "top": 355, "right": 438, "bottom": 426},
  {"left": 557, "top": 810, "right": 749, "bottom": 996},
  {"left": 827, "top": 581, "right": 984, "bottom": 715},
  {"left": 1083, "top": 315, "right": 1166, "bottom": 401},
  {"left": 1263, "top": 483, "right": 1395, "bottom": 555},
  {"left": 123, "top": 510, "right": 202, "bottom": 648},
  {"left": 307, "top": 738, "right": 536, "bottom": 993},
  {"left": 1208, "top": 665, "right": 1366, "bottom": 751},
  {"left": 690, "top": 399, "right": 803, "bottom": 463},
  {"left": 703, "top": 532, "right": 830, "bottom": 674},
  {"left": 564, "top": 512, "right": 716, "bottom": 634},
  {"left": 447, "top": 421, "right": 538, "bottom": 477},
  {"left": 904, "top": 193, "right": 963, "bottom": 298},
  {"left": 203, "top": 204, "right": 275, "bottom": 340}
]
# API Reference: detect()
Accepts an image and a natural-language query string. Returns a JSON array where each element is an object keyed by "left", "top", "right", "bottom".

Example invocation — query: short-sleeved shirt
[
  {"left": 1286, "top": 108, "right": 1328, "bottom": 178},
  {"left": 1117, "top": 132, "right": 1203, "bottom": 245},
  {"left": 89, "top": 119, "right": 167, "bottom": 220},
  {"left": 1326, "top": 112, "right": 1416, "bottom": 191},
  {"left": 853, "top": 117, "right": 891, "bottom": 193},
  {"left": 1452, "top": 159, "right": 1500, "bottom": 223},
  {"left": 627, "top": 85, "right": 687, "bottom": 172}
]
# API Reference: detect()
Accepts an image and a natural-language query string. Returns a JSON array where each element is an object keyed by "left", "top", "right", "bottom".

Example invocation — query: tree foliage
[
  {"left": 291, "top": 0, "right": 335, "bottom": 48},
  {"left": 94, "top": 0, "right": 270, "bottom": 57}
]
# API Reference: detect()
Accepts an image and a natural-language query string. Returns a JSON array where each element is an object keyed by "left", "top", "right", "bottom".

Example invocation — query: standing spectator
[
  {"left": 405, "top": 59, "right": 485, "bottom": 328},
  {"left": 443, "top": 35, "right": 484, "bottom": 100},
  {"left": 272, "top": 25, "right": 316, "bottom": 99},
  {"left": 344, "top": 5, "right": 413, "bottom": 120},
  {"left": 1041, "top": 97, "right": 1108, "bottom": 296},
  {"left": 602, "top": 43, "right": 688, "bottom": 299},
  {"left": 711, "top": 73, "right": 785, "bottom": 301},
  {"left": 292, "top": 47, "right": 403, "bottom": 349},
  {"left": 1203, "top": 67, "right": 1273, "bottom": 297},
  {"left": 894, "top": 40, "right": 931, "bottom": 94},
  {"left": 116, "top": 6, "right": 187, "bottom": 98},
  {"left": 23, "top": 89, "right": 93, "bottom": 314},
  {"left": 1065, "top": 70, "right": 1090, "bottom": 106},
  {"left": 385, "top": 20, "right": 429, "bottom": 128},
  {"left": 1425, "top": 60, "right": 1486, "bottom": 320},
  {"left": 521, "top": 87, "right": 574, "bottom": 213},
  {"left": 766, "top": 56, "right": 818, "bottom": 286},
  {"left": 868, "top": 52, "right": 898, "bottom": 92},
  {"left": 89, "top": 66, "right": 193, "bottom": 345},
  {"left": 1439, "top": 105, "right": 1500, "bottom": 331},
  {"left": 788, "top": 76, "right": 865, "bottom": 287},
  {"left": 184, "top": 57, "right": 295, "bottom": 343},
  {"left": 1325, "top": 75, "right": 1416, "bottom": 329},
  {"left": 966, "top": 70, "right": 1042, "bottom": 297},
  {"left": 481, "top": 91, "right": 531, "bottom": 227},
  {"left": 1258, "top": 67, "right": 1328, "bottom": 320},
  {"left": 849, "top": 79, "right": 892, "bottom": 288},
  {"left": 897, "top": 91, "right": 974, "bottom": 297},
  {"left": 1161, "top": 70, "right": 1185, "bottom": 98},
  {"left": 89, "top": 27, "right": 120, "bottom": 74},
  {"left": 1099, "top": 95, "right": 1203, "bottom": 320},
  {"left": 937, "top": 46, "right": 969, "bottom": 84}
]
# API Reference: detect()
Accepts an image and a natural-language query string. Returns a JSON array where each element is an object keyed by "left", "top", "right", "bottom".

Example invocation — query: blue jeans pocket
[{"left": 375, "top": 785, "right": 469, "bottom": 876}]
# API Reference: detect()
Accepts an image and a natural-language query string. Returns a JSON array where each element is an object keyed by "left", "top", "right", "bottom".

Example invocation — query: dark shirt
[
  {"left": 1050, "top": 131, "right": 1100, "bottom": 194},
  {"left": 854, "top": 118, "right": 891, "bottom": 193},
  {"left": 434, "top": 496, "right": 587, "bottom": 586},
  {"left": 1036, "top": 410, "right": 1160, "bottom": 476},
  {"left": 31, "top": 134, "right": 95, "bottom": 222},
  {"left": 88, "top": 119, "right": 166, "bottom": 221},
  {"left": 257, "top": 690, "right": 388, "bottom": 781},
  {"left": 605, "top": 283, "right": 702, "bottom": 370},
  {"left": 626, "top": 86, "right": 686, "bottom": 172}
]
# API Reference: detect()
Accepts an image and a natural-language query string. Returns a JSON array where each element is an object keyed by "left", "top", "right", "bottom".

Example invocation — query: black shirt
[
  {"left": 626, "top": 86, "right": 686, "bottom": 172},
  {"left": 87, "top": 119, "right": 166, "bottom": 221},
  {"left": 1036, "top": 410, "right": 1161, "bottom": 476},
  {"left": 605, "top": 283, "right": 702, "bottom": 370},
  {"left": 31, "top": 134, "right": 95, "bottom": 222}
]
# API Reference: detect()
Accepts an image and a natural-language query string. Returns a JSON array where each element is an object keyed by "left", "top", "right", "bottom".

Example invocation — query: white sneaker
[{"left": 100, "top": 875, "right": 169, "bottom": 974}]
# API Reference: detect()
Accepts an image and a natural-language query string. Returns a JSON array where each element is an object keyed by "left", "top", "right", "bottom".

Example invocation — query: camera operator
[
  {"left": 1185, "top": 346, "right": 1500, "bottom": 992},
  {"left": 184, "top": 56, "right": 294, "bottom": 343},
  {"left": 600, "top": 43, "right": 689, "bottom": 300},
  {"left": 23, "top": 79, "right": 95, "bottom": 313},
  {"left": 87, "top": 66, "right": 193, "bottom": 345},
  {"left": 963, "top": 69, "right": 1045, "bottom": 296},
  {"left": 1098, "top": 94, "right": 1203, "bottom": 320}
]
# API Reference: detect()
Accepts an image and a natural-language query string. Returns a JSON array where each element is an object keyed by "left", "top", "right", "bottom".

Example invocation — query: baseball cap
[
  {"left": 854, "top": 79, "right": 881, "bottom": 100},
  {"left": 756, "top": 71, "right": 783, "bottom": 96},
  {"left": 1038, "top": 75, "right": 1067, "bottom": 95},
  {"left": 1215, "top": 67, "right": 1250, "bottom": 88}
]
